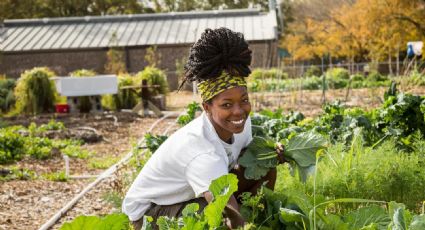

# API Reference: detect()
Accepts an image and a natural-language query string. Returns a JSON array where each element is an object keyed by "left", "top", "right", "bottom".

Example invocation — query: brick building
[{"left": 0, "top": 7, "right": 281, "bottom": 90}]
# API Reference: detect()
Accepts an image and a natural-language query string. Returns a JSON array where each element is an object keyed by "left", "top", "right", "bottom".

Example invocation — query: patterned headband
[{"left": 197, "top": 72, "right": 247, "bottom": 102}]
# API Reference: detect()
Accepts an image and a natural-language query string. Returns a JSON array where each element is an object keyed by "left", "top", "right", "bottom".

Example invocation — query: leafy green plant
[
  {"left": 0, "top": 126, "right": 26, "bottom": 163},
  {"left": 61, "top": 145, "right": 92, "bottom": 159},
  {"left": 14, "top": 67, "right": 57, "bottom": 115},
  {"left": 239, "top": 131, "right": 327, "bottom": 181},
  {"left": 0, "top": 167, "right": 36, "bottom": 181},
  {"left": 176, "top": 102, "right": 201, "bottom": 126},
  {"left": 89, "top": 156, "right": 118, "bottom": 169},
  {"left": 152, "top": 174, "right": 239, "bottom": 229},
  {"left": 43, "top": 171, "right": 68, "bottom": 182},
  {"left": 0, "top": 78, "right": 16, "bottom": 113},
  {"left": 135, "top": 67, "right": 168, "bottom": 96},
  {"left": 60, "top": 213, "right": 129, "bottom": 230},
  {"left": 144, "top": 133, "right": 168, "bottom": 153}
]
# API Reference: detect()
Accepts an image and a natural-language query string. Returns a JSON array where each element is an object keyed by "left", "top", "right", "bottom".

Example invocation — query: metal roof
[{"left": 0, "top": 9, "right": 278, "bottom": 52}]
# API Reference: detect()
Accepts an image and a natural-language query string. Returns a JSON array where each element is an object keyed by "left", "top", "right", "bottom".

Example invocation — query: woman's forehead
[{"left": 214, "top": 86, "right": 248, "bottom": 101}]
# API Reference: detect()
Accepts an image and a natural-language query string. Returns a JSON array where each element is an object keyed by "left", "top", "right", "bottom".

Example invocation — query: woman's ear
[{"left": 202, "top": 102, "right": 210, "bottom": 115}]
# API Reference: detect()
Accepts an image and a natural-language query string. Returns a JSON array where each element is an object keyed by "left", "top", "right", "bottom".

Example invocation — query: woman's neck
[{"left": 207, "top": 116, "right": 233, "bottom": 143}]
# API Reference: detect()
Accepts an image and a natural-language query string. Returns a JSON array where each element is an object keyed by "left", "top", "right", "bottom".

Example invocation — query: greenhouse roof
[{"left": 1, "top": 9, "right": 278, "bottom": 52}]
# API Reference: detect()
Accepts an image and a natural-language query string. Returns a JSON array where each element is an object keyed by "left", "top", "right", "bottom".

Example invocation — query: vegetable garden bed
[{"left": 0, "top": 112, "right": 175, "bottom": 230}]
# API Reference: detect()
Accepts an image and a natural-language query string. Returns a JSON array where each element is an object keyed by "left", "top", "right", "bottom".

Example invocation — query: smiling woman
[{"left": 122, "top": 28, "right": 279, "bottom": 230}]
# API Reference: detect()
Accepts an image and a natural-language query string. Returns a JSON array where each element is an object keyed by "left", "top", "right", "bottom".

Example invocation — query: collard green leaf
[
  {"left": 60, "top": 216, "right": 102, "bottom": 230},
  {"left": 284, "top": 131, "right": 326, "bottom": 167},
  {"left": 60, "top": 214, "right": 129, "bottom": 230},
  {"left": 279, "top": 208, "right": 305, "bottom": 223},
  {"left": 97, "top": 213, "right": 129, "bottom": 230},
  {"left": 239, "top": 131, "right": 326, "bottom": 180},
  {"left": 409, "top": 214, "right": 425, "bottom": 230},
  {"left": 343, "top": 206, "right": 390, "bottom": 230},
  {"left": 204, "top": 174, "right": 238, "bottom": 228}
]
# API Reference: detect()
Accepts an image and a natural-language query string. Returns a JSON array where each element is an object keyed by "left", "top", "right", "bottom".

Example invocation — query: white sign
[{"left": 53, "top": 75, "right": 118, "bottom": 97}]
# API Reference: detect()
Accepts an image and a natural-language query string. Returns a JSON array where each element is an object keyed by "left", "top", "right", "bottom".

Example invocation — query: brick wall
[{"left": 0, "top": 40, "right": 277, "bottom": 90}]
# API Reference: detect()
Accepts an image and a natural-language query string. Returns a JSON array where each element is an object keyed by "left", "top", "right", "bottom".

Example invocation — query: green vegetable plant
[
  {"left": 144, "top": 133, "right": 168, "bottom": 153},
  {"left": 177, "top": 102, "right": 201, "bottom": 126},
  {"left": 60, "top": 213, "right": 129, "bottom": 230},
  {"left": 239, "top": 131, "right": 327, "bottom": 181}
]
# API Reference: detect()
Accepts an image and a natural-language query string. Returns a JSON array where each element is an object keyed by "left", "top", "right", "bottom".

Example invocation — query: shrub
[
  {"left": 102, "top": 74, "right": 138, "bottom": 110},
  {"left": 70, "top": 69, "right": 97, "bottom": 113},
  {"left": 0, "top": 126, "right": 26, "bottom": 163},
  {"left": 0, "top": 78, "right": 16, "bottom": 113},
  {"left": 14, "top": 67, "right": 56, "bottom": 115},
  {"left": 135, "top": 67, "right": 168, "bottom": 96},
  {"left": 304, "top": 65, "right": 321, "bottom": 77},
  {"left": 326, "top": 67, "right": 350, "bottom": 80},
  {"left": 249, "top": 68, "right": 287, "bottom": 81}
]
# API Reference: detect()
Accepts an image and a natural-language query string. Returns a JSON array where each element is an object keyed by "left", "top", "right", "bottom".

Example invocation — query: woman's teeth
[{"left": 230, "top": 119, "right": 244, "bottom": 125}]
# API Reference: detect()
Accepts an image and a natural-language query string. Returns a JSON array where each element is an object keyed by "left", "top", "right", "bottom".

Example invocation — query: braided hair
[{"left": 179, "top": 27, "right": 252, "bottom": 90}]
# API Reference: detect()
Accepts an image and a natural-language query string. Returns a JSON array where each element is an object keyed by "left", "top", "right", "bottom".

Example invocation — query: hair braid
[{"left": 179, "top": 27, "right": 252, "bottom": 90}]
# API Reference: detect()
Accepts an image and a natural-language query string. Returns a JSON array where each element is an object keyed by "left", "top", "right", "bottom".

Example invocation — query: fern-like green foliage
[
  {"left": 14, "top": 67, "right": 56, "bottom": 115},
  {"left": 70, "top": 69, "right": 97, "bottom": 113}
]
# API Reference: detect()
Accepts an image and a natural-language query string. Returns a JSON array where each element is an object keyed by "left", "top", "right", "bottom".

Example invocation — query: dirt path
[{"left": 0, "top": 113, "right": 176, "bottom": 230}]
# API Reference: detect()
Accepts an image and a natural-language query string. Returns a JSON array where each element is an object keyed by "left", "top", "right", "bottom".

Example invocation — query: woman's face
[{"left": 203, "top": 86, "right": 251, "bottom": 142}]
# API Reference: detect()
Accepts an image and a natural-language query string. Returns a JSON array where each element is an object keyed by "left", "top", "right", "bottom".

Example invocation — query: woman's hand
[{"left": 275, "top": 143, "right": 287, "bottom": 164}]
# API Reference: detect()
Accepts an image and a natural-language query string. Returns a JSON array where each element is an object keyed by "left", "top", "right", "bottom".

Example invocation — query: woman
[{"left": 123, "top": 28, "right": 282, "bottom": 229}]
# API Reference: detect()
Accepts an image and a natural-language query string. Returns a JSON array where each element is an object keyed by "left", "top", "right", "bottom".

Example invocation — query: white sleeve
[{"left": 185, "top": 153, "right": 228, "bottom": 197}]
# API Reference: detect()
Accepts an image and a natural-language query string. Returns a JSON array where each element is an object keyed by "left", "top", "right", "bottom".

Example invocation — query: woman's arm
[{"left": 203, "top": 191, "right": 245, "bottom": 229}]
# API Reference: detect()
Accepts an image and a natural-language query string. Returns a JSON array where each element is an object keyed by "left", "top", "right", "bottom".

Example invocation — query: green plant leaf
[
  {"left": 204, "top": 174, "right": 238, "bottom": 228},
  {"left": 279, "top": 207, "right": 305, "bottom": 223},
  {"left": 283, "top": 131, "right": 326, "bottom": 167},
  {"left": 409, "top": 214, "right": 425, "bottom": 230},
  {"left": 60, "top": 216, "right": 102, "bottom": 230},
  {"left": 343, "top": 206, "right": 390, "bottom": 230},
  {"left": 97, "top": 213, "right": 129, "bottom": 230},
  {"left": 60, "top": 214, "right": 129, "bottom": 230}
]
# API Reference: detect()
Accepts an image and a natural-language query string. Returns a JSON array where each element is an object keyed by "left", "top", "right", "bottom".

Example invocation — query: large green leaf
[
  {"left": 279, "top": 208, "right": 305, "bottom": 223},
  {"left": 204, "top": 174, "right": 238, "bottom": 228},
  {"left": 284, "top": 131, "right": 326, "bottom": 167},
  {"left": 98, "top": 213, "right": 129, "bottom": 230},
  {"left": 239, "top": 131, "right": 326, "bottom": 180},
  {"left": 60, "top": 214, "right": 129, "bottom": 230},
  {"left": 343, "top": 206, "right": 390, "bottom": 230},
  {"left": 388, "top": 201, "right": 412, "bottom": 230},
  {"left": 409, "top": 214, "right": 425, "bottom": 230},
  {"left": 60, "top": 216, "right": 102, "bottom": 230}
]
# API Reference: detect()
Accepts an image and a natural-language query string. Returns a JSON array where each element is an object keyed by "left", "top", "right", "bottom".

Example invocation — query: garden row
[
  {"left": 0, "top": 120, "right": 94, "bottom": 181},
  {"left": 247, "top": 67, "right": 425, "bottom": 92},
  {"left": 60, "top": 84, "right": 425, "bottom": 229}
]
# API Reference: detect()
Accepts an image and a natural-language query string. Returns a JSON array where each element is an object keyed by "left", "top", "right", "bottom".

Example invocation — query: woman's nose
[{"left": 232, "top": 104, "right": 244, "bottom": 116}]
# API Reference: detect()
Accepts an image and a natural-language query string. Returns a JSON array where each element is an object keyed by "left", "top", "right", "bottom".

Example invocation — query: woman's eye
[
  {"left": 243, "top": 98, "right": 250, "bottom": 103},
  {"left": 222, "top": 103, "right": 232, "bottom": 108}
]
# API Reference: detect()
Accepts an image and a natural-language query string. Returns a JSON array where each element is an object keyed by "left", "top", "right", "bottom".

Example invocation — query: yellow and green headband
[{"left": 197, "top": 72, "right": 247, "bottom": 102}]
